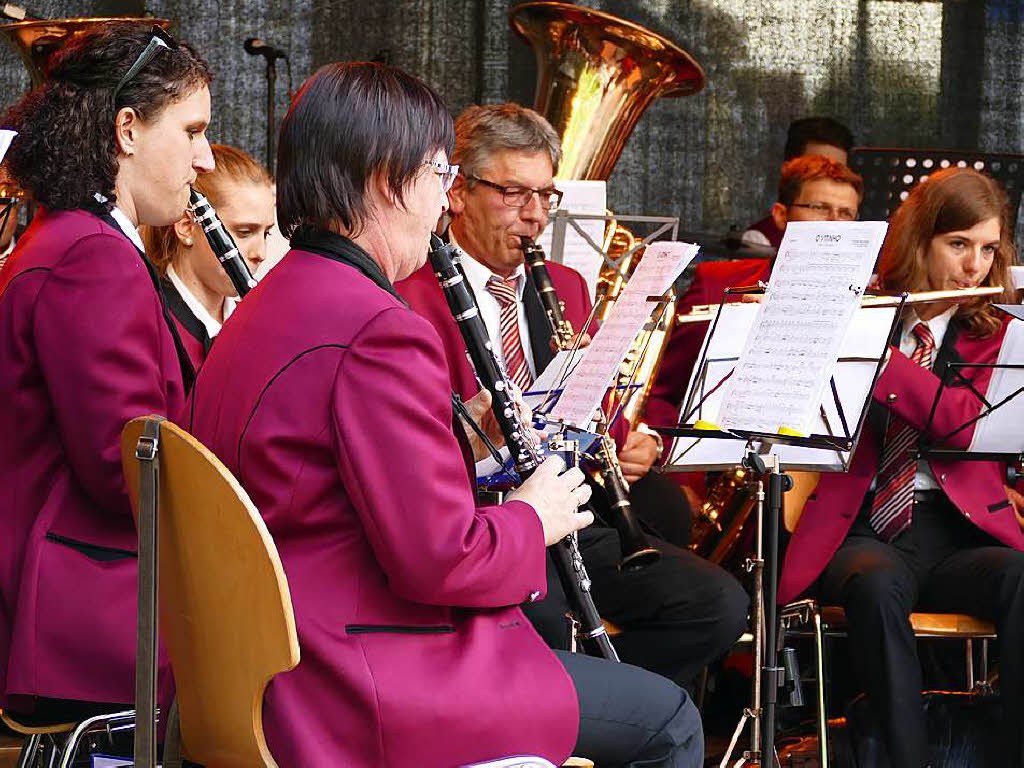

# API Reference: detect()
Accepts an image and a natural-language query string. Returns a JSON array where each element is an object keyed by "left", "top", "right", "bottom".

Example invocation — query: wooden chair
[
  {"left": 121, "top": 416, "right": 300, "bottom": 768},
  {"left": 123, "top": 417, "right": 590, "bottom": 768},
  {"left": 779, "top": 598, "right": 997, "bottom": 767}
]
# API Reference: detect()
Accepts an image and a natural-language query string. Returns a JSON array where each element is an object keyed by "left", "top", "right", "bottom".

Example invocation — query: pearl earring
[{"left": 183, "top": 238, "right": 193, "bottom": 246}]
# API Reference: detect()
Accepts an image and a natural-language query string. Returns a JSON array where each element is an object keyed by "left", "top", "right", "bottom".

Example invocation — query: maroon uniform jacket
[
  {"left": 188, "top": 240, "right": 578, "bottom": 766},
  {"left": 779, "top": 316, "right": 1024, "bottom": 604},
  {"left": 0, "top": 208, "right": 184, "bottom": 707},
  {"left": 397, "top": 257, "right": 630, "bottom": 446}
]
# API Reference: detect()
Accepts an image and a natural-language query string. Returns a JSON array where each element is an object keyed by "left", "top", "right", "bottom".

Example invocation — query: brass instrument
[
  {"left": 510, "top": 2, "right": 704, "bottom": 426},
  {"left": 0, "top": 17, "right": 171, "bottom": 87},
  {"left": 688, "top": 284, "right": 1005, "bottom": 564}
]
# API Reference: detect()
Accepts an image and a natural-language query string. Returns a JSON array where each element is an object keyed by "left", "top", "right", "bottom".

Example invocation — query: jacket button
[
  {"left": 887, "top": 393, "right": 898, "bottom": 403},
  {"left": 965, "top": 511, "right": 972, "bottom": 520},
  {"left": 528, "top": 590, "right": 541, "bottom": 602},
  {"left": 940, "top": 474, "right": 947, "bottom": 483}
]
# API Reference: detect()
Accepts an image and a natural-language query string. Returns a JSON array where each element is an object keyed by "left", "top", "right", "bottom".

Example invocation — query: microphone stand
[{"left": 263, "top": 55, "right": 277, "bottom": 173}]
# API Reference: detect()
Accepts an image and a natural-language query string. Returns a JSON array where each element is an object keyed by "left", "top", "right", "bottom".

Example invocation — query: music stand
[
  {"left": 653, "top": 296, "right": 900, "bottom": 767},
  {"left": 920, "top": 315, "right": 1024, "bottom": 467}
]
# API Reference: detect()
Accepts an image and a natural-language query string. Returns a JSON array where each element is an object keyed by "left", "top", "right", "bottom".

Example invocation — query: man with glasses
[
  {"left": 399, "top": 103, "right": 749, "bottom": 689},
  {"left": 644, "top": 155, "right": 864, "bottom": 498},
  {"left": 742, "top": 116, "right": 855, "bottom": 250}
]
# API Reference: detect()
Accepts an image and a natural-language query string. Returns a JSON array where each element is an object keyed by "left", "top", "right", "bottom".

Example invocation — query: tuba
[{"left": 509, "top": 2, "right": 705, "bottom": 426}]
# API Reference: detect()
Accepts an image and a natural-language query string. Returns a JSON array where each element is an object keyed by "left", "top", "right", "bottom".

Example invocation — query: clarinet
[
  {"left": 520, "top": 235, "right": 660, "bottom": 572},
  {"left": 189, "top": 188, "right": 257, "bottom": 298},
  {"left": 427, "top": 234, "right": 618, "bottom": 661}
]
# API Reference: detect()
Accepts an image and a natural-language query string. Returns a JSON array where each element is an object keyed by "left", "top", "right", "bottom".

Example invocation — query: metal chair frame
[
  {"left": 5, "top": 709, "right": 135, "bottom": 768},
  {"left": 779, "top": 598, "right": 997, "bottom": 768}
]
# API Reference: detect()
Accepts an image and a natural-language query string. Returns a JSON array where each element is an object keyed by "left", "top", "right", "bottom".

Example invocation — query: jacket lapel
[{"left": 523, "top": 279, "right": 555, "bottom": 375}]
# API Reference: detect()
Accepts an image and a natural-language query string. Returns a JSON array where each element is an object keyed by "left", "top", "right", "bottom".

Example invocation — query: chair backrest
[
  {"left": 121, "top": 417, "right": 300, "bottom": 768},
  {"left": 849, "top": 147, "right": 1024, "bottom": 239}
]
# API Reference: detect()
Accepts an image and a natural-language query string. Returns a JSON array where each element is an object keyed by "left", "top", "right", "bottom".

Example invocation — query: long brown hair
[
  {"left": 142, "top": 143, "right": 272, "bottom": 274},
  {"left": 876, "top": 167, "right": 1015, "bottom": 337}
]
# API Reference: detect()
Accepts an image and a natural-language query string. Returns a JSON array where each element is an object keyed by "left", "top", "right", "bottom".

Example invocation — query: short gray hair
[{"left": 453, "top": 103, "right": 562, "bottom": 178}]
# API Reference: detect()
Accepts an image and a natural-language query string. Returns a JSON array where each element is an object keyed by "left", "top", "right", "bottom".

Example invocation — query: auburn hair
[
  {"left": 877, "top": 167, "right": 1015, "bottom": 338},
  {"left": 141, "top": 143, "right": 272, "bottom": 274},
  {"left": 777, "top": 155, "right": 863, "bottom": 206}
]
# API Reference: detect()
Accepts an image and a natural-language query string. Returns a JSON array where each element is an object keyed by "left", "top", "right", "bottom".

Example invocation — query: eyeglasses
[
  {"left": 112, "top": 26, "right": 177, "bottom": 106},
  {"left": 790, "top": 201, "right": 858, "bottom": 221},
  {"left": 423, "top": 160, "right": 459, "bottom": 193},
  {"left": 466, "top": 173, "right": 563, "bottom": 212}
]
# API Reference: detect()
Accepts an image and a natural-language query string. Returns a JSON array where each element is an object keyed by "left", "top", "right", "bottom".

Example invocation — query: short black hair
[
  {"left": 276, "top": 62, "right": 455, "bottom": 238},
  {"left": 3, "top": 22, "right": 212, "bottom": 210},
  {"left": 783, "top": 116, "right": 854, "bottom": 161}
]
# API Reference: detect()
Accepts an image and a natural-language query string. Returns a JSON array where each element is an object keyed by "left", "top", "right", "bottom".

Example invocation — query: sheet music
[
  {"left": 715, "top": 221, "right": 887, "bottom": 435},
  {"left": 665, "top": 301, "right": 897, "bottom": 471},
  {"left": 968, "top": 318, "right": 1024, "bottom": 453},
  {"left": 549, "top": 242, "right": 699, "bottom": 428},
  {"left": 539, "top": 180, "right": 607, "bottom": 299},
  {"left": 0, "top": 130, "right": 14, "bottom": 163}
]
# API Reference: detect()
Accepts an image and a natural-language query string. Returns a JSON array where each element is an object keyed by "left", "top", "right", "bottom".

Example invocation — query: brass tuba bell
[
  {"left": 509, "top": 1, "right": 704, "bottom": 425},
  {"left": 0, "top": 17, "right": 171, "bottom": 88}
]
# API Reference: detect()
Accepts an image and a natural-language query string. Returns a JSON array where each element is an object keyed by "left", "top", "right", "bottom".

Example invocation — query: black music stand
[
  {"left": 653, "top": 295, "right": 900, "bottom": 767},
  {"left": 850, "top": 147, "right": 1024, "bottom": 239}
]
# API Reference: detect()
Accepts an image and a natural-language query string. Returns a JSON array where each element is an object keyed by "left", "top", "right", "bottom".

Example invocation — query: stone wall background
[{"left": 2, "top": 0, "right": 1021, "bottom": 235}]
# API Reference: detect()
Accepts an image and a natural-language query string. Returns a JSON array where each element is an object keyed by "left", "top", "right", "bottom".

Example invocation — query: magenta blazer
[
  {"left": 397, "top": 258, "right": 629, "bottom": 447},
  {"left": 188, "top": 248, "right": 578, "bottom": 766},
  {"left": 0, "top": 208, "right": 184, "bottom": 707},
  {"left": 779, "top": 317, "right": 1024, "bottom": 604}
]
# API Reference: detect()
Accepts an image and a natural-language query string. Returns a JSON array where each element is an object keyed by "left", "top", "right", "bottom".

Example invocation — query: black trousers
[
  {"left": 524, "top": 478, "right": 749, "bottom": 684},
  {"left": 818, "top": 491, "right": 1024, "bottom": 768},
  {"left": 556, "top": 650, "right": 704, "bottom": 767}
]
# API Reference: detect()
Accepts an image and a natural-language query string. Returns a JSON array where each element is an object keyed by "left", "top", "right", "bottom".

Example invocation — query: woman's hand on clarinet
[{"left": 510, "top": 456, "right": 594, "bottom": 546}]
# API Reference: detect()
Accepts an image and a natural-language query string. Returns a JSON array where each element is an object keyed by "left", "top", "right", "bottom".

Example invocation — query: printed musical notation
[
  {"left": 550, "top": 242, "right": 700, "bottom": 428},
  {"left": 716, "top": 220, "right": 888, "bottom": 434}
]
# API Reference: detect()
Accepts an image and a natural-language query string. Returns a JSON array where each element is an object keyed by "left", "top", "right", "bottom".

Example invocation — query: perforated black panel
[{"left": 850, "top": 147, "right": 1024, "bottom": 238}]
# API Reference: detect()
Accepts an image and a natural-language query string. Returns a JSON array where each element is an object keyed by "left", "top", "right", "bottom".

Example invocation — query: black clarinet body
[
  {"left": 427, "top": 233, "right": 618, "bottom": 661},
  {"left": 519, "top": 236, "right": 660, "bottom": 572},
  {"left": 189, "top": 188, "right": 257, "bottom": 298}
]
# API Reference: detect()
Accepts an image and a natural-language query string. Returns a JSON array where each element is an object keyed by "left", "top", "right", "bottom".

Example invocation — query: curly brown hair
[
  {"left": 877, "top": 167, "right": 1015, "bottom": 338},
  {"left": 2, "top": 22, "right": 212, "bottom": 211}
]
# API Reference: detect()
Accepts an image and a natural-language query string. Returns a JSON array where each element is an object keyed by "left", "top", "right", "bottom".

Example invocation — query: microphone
[{"left": 243, "top": 37, "right": 287, "bottom": 61}]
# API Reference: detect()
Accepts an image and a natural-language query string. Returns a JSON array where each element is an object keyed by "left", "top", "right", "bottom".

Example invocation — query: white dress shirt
[
  {"left": 895, "top": 305, "right": 957, "bottom": 490},
  {"left": 166, "top": 264, "right": 235, "bottom": 340},
  {"left": 452, "top": 232, "right": 538, "bottom": 379}
]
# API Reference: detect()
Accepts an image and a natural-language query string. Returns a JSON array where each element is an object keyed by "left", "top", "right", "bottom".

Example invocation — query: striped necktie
[
  {"left": 485, "top": 274, "right": 533, "bottom": 392},
  {"left": 868, "top": 322, "right": 936, "bottom": 541}
]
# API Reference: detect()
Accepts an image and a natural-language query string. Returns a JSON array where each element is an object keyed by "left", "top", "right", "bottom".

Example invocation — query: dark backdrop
[{"left": 2, "top": 0, "right": 1022, "bottom": 234}]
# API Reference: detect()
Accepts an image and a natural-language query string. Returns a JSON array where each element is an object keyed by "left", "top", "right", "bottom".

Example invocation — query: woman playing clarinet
[
  {"left": 0, "top": 24, "right": 212, "bottom": 719},
  {"left": 188, "top": 61, "right": 703, "bottom": 767}
]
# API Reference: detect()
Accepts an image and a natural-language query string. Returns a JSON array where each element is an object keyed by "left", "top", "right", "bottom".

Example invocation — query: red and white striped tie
[
  {"left": 485, "top": 274, "right": 533, "bottom": 392},
  {"left": 868, "top": 322, "right": 936, "bottom": 541}
]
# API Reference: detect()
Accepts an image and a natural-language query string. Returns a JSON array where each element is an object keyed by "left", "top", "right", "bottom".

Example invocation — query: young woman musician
[
  {"left": 188, "top": 62, "right": 702, "bottom": 767},
  {"left": 0, "top": 24, "right": 213, "bottom": 717},
  {"left": 142, "top": 143, "right": 275, "bottom": 372},
  {"left": 779, "top": 167, "right": 1024, "bottom": 768}
]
